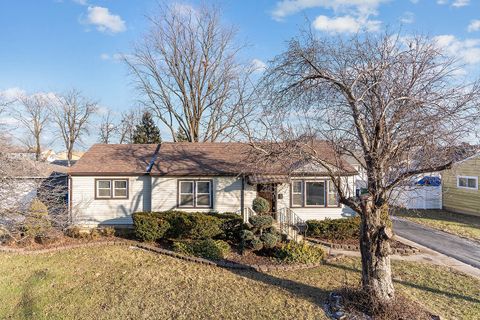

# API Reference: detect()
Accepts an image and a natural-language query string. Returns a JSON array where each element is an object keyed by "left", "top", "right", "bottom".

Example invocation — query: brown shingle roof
[
  {"left": 150, "top": 142, "right": 356, "bottom": 176},
  {"left": 0, "top": 155, "right": 68, "bottom": 178},
  {"left": 68, "top": 144, "right": 159, "bottom": 175},
  {"left": 68, "top": 141, "right": 356, "bottom": 176}
]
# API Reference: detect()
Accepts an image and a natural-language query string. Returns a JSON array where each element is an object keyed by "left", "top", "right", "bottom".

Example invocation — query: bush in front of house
[
  {"left": 216, "top": 213, "right": 245, "bottom": 241},
  {"left": 274, "top": 241, "right": 326, "bottom": 264},
  {"left": 260, "top": 232, "right": 280, "bottom": 249},
  {"left": 252, "top": 197, "right": 270, "bottom": 214},
  {"left": 132, "top": 212, "right": 171, "bottom": 242},
  {"left": 306, "top": 216, "right": 361, "bottom": 240},
  {"left": 24, "top": 198, "right": 52, "bottom": 238},
  {"left": 173, "top": 239, "right": 231, "bottom": 260},
  {"left": 161, "top": 211, "right": 223, "bottom": 239},
  {"left": 249, "top": 215, "right": 274, "bottom": 234}
]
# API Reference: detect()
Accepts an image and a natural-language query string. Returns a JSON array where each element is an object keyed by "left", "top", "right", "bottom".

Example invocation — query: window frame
[
  {"left": 327, "top": 180, "right": 339, "bottom": 207},
  {"left": 291, "top": 180, "right": 303, "bottom": 207},
  {"left": 177, "top": 179, "right": 214, "bottom": 209},
  {"left": 456, "top": 176, "right": 478, "bottom": 190},
  {"left": 94, "top": 179, "right": 129, "bottom": 200},
  {"left": 290, "top": 179, "right": 341, "bottom": 208}
]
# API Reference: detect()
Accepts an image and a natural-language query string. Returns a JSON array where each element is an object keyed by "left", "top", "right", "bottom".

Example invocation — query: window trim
[
  {"left": 456, "top": 176, "right": 478, "bottom": 190},
  {"left": 290, "top": 179, "right": 341, "bottom": 208},
  {"left": 291, "top": 180, "right": 303, "bottom": 207},
  {"left": 177, "top": 179, "right": 214, "bottom": 209},
  {"left": 94, "top": 179, "right": 129, "bottom": 200}
]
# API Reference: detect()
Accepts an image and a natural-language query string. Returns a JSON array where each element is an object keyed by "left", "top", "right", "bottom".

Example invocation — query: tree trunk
[
  {"left": 35, "top": 139, "right": 41, "bottom": 161},
  {"left": 359, "top": 201, "right": 395, "bottom": 307}
]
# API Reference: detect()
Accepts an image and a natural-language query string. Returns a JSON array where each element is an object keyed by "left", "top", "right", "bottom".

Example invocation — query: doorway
[{"left": 256, "top": 183, "right": 277, "bottom": 213}]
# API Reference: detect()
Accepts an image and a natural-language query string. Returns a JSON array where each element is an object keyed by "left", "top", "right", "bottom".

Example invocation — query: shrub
[
  {"left": 24, "top": 199, "right": 51, "bottom": 237},
  {"left": 217, "top": 213, "right": 245, "bottom": 241},
  {"left": 306, "top": 216, "right": 360, "bottom": 240},
  {"left": 249, "top": 215, "right": 274, "bottom": 234},
  {"left": 275, "top": 242, "right": 325, "bottom": 264},
  {"left": 173, "top": 239, "right": 231, "bottom": 260},
  {"left": 252, "top": 197, "right": 270, "bottom": 214},
  {"left": 132, "top": 212, "right": 170, "bottom": 242},
  {"left": 172, "top": 241, "right": 194, "bottom": 256},
  {"left": 240, "top": 229, "right": 255, "bottom": 241},
  {"left": 161, "top": 211, "right": 223, "bottom": 240},
  {"left": 260, "top": 232, "right": 279, "bottom": 249},
  {"left": 250, "top": 237, "right": 263, "bottom": 251},
  {"left": 99, "top": 227, "right": 116, "bottom": 237},
  {"left": 90, "top": 228, "right": 101, "bottom": 240}
]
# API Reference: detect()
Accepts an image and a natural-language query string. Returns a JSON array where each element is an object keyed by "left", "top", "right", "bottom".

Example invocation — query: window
[
  {"left": 95, "top": 179, "right": 128, "bottom": 199},
  {"left": 292, "top": 181, "right": 303, "bottom": 207},
  {"left": 457, "top": 176, "right": 478, "bottom": 190},
  {"left": 306, "top": 181, "right": 325, "bottom": 206},
  {"left": 96, "top": 180, "right": 111, "bottom": 198},
  {"left": 327, "top": 180, "right": 339, "bottom": 206},
  {"left": 291, "top": 180, "right": 340, "bottom": 208},
  {"left": 178, "top": 180, "right": 213, "bottom": 208},
  {"left": 179, "top": 181, "right": 194, "bottom": 207}
]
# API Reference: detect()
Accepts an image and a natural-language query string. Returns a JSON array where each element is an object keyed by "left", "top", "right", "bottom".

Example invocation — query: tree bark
[{"left": 360, "top": 200, "right": 395, "bottom": 305}]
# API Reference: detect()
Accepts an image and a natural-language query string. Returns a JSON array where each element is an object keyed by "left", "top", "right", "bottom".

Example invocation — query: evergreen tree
[
  {"left": 175, "top": 126, "right": 189, "bottom": 142},
  {"left": 132, "top": 111, "right": 162, "bottom": 144}
]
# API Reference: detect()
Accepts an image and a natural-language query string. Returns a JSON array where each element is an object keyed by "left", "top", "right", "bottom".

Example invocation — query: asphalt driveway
[{"left": 392, "top": 217, "right": 480, "bottom": 269}]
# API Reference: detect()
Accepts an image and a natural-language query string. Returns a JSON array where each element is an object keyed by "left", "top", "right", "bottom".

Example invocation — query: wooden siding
[
  {"left": 443, "top": 155, "right": 480, "bottom": 217},
  {"left": 71, "top": 176, "right": 151, "bottom": 226}
]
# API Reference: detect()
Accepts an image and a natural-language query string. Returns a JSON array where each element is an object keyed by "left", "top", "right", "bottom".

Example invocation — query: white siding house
[{"left": 69, "top": 142, "right": 358, "bottom": 227}]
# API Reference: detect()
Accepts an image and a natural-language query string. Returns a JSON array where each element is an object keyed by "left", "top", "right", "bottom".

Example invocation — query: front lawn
[
  {"left": 0, "top": 245, "right": 479, "bottom": 319},
  {"left": 394, "top": 209, "right": 480, "bottom": 242}
]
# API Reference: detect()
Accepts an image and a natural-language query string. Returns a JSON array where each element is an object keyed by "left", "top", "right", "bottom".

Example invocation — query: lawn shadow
[
  {"left": 225, "top": 263, "right": 331, "bottom": 310},
  {"left": 326, "top": 261, "right": 480, "bottom": 305},
  {"left": 14, "top": 269, "right": 50, "bottom": 319}
]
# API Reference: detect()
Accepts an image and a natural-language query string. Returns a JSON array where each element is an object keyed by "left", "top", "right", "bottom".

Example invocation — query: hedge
[
  {"left": 132, "top": 211, "right": 244, "bottom": 242},
  {"left": 306, "top": 216, "right": 361, "bottom": 240}
]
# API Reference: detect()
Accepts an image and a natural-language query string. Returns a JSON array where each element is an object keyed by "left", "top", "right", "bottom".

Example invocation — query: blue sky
[{"left": 1, "top": 0, "right": 480, "bottom": 150}]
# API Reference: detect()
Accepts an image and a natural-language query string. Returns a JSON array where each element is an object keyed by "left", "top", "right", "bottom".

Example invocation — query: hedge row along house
[{"left": 68, "top": 142, "right": 357, "bottom": 234}]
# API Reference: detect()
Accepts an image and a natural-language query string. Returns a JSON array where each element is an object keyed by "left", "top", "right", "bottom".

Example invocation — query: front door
[{"left": 257, "top": 183, "right": 277, "bottom": 213}]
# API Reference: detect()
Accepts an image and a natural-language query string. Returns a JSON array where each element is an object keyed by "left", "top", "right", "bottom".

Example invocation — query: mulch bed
[{"left": 307, "top": 237, "right": 420, "bottom": 255}]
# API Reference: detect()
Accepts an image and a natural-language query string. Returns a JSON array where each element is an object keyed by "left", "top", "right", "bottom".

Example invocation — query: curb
[
  {"left": 0, "top": 239, "right": 334, "bottom": 273},
  {"left": 306, "top": 237, "right": 420, "bottom": 256}
]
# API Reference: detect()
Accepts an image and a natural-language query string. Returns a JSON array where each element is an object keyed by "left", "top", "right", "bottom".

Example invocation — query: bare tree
[
  {"left": 98, "top": 109, "right": 117, "bottom": 144},
  {"left": 118, "top": 108, "right": 142, "bottom": 144},
  {"left": 253, "top": 31, "right": 480, "bottom": 307},
  {"left": 13, "top": 94, "right": 51, "bottom": 160},
  {"left": 51, "top": 90, "right": 97, "bottom": 166},
  {"left": 125, "top": 3, "right": 254, "bottom": 142}
]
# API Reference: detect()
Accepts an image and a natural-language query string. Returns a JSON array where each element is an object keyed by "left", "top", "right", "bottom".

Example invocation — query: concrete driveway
[{"left": 392, "top": 217, "right": 480, "bottom": 270}]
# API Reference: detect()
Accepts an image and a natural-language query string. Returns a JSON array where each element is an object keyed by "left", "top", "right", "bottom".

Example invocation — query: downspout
[{"left": 241, "top": 174, "right": 245, "bottom": 217}]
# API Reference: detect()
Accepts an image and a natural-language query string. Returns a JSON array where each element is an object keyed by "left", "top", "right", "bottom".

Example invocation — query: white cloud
[
  {"left": 100, "top": 53, "right": 125, "bottom": 62},
  {"left": 437, "top": 0, "right": 448, "bottom": 4},
  {"left": 251, "top": 59, "right": 267, "bottom": 72},
  {"left": 73, "top": 0, "right": 88, "bottom": 5},
  {"left": 400, "top": 11, "right": 414, "bottom": 24},
  {"left": 313, "top": 15, "right": 381, "bottom": 33},
  {"left": 0, "top": 87, "right": 25, "bottom": 101},
  {"left": 85, "top": 6, "right": 126, "bottom": 33},
  {"left": 452, "top": 0, "right": 469, "bottom": 7},
  {"left": 434, "top": 34, "right": 480, "bottom": 65},
  {"left": 468, "top": 20, "right": 480, "bottom": 32},
  {"left": 271, "top": 0, "right": 388, "bottom": 21}
]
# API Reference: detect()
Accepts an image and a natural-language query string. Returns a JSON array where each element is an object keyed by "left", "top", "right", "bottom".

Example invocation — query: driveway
[{"left": 392, "top": 217, "right": 480, "bottom": 270}]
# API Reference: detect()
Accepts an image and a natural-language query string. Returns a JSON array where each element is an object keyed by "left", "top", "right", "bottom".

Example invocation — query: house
[
  {"left": 68, "top": 142, "right": 357, "bottom": 227},
  {"left": 442, "top": 152, "right": 480, "bottom": 216},
  {"left": 0, "top": 155, "right": 68, "bottom": 212}
]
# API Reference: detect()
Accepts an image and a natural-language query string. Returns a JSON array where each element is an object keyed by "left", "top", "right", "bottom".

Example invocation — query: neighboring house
[
  {"left": 442, "top": 152, "right": 480, "bottom": 216},
  {"left": 0, "top": 156, "right": 68, "bottom": 212},
  {"left": 54, "top": 151, "right": 85, "bottom": 162},
  {"left": 68, "top": 142, "right": 357, "bottom": 227}
]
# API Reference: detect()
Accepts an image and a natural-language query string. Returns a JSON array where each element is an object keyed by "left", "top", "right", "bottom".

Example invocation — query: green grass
[
  {"left": 394, "top": 209, "right": 480, "bottom": 242},
  {"left": 0, "top": 245, "right": 479, "bottom": 319}
]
